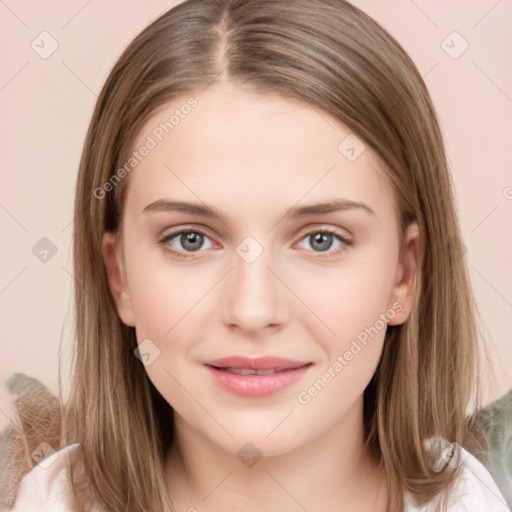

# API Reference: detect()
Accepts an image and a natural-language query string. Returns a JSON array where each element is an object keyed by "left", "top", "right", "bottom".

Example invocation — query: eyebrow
[{"left": 142, "top": 198, "right": 375, "bottom": 221}]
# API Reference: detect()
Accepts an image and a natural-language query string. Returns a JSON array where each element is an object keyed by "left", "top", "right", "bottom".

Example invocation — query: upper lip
[{"left": 204, "top": 356, "right": 311, "bottom": 371}]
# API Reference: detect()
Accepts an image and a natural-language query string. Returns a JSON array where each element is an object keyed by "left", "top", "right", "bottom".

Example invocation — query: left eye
[{"left": 297, "top": 230, "right": 351, "bottom": 254}]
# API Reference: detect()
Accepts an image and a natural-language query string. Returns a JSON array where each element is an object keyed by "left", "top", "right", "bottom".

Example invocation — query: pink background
[{"left": 1, "top": 0, "right": 511, "bottom": 432}]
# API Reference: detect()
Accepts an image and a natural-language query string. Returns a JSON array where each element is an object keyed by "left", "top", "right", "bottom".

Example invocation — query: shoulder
[
  {"left": 404, "top": 438, "right": 509, "bottom": 512},
  {"left": 11, "top": 443, "right": 102, "bottom": 512}
]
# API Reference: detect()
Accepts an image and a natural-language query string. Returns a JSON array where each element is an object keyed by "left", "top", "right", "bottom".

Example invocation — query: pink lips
[{"left": 204, "top": 356, "right": 313, "bottom": 398}]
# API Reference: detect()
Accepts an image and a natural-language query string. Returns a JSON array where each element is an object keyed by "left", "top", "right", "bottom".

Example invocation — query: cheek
[
  {"left": 294, "top": 265, "right": 394, "bottom": 416},
  {"left": 298, "top": 255, "right": 397, "bottom": 350},
  {"left": 127, "top": 262, "right": 209, "bottom": 407},
  {"left": 126, "top": 241, "right": 208, "bottom": 339}
]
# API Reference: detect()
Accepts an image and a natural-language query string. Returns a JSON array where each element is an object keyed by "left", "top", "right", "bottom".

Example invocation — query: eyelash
[{"left": 158, "top": 227, "right": 353, "bottom": 260}]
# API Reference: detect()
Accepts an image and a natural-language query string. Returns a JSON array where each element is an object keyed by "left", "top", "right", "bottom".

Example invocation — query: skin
[{"left": 102, "top": 80, "right": 419, "bottom": 511}]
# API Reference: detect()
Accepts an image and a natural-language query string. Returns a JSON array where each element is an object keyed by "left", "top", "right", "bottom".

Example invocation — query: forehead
[{"left": 124, "top": 82, "right": 396, "bottom": 223}]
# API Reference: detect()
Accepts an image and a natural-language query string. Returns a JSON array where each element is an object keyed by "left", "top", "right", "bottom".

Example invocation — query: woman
[{"left": 3, "top": 1, "right": 508, "bottom": 510}]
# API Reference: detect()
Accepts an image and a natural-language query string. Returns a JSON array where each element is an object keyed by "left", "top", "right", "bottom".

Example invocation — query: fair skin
[{"left": 102, "top": 81, "right": 419, "bottom": 511}]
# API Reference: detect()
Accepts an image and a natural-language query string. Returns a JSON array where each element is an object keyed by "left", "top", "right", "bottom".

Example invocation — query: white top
[
  {"left": 10, "top": 443, "right": 103, "bottom": 512},
  {"left": 11, "top": 440, "right": 509, "bottom": 511},
  {"left": 404, "top": 439, "right": 509, "bottom": 511}
]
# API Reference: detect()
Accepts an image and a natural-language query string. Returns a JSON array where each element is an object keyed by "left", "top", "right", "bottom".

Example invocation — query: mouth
[
  {"left": 203, "top": 356, "right": 313, "bottom": 398},
  {"left": 204, "top": 355, "right": 311, "bottom": 371},
  {"left": 207, "top": 367, "right": 303, "bottom": 375}
]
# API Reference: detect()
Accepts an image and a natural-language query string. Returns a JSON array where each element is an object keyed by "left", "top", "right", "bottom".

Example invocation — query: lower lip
[{"left": 204, "top": 364, "right": 312, "bottom": 398}]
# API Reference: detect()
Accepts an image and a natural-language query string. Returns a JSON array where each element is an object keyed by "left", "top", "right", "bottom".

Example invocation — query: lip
[
  {"left": 203, "top": 356, "right": 313, "bottom": 398},
  {"left": 204, "top": 356, "right": 310, "bottom": 371}
]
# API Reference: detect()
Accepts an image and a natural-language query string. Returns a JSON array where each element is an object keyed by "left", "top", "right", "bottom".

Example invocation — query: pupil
[
  {"left": 311, "top": 233, "right": 332, "bottom": 252},
  {"left": 182, "top": 232, "right": 203, "bottom": 251}
]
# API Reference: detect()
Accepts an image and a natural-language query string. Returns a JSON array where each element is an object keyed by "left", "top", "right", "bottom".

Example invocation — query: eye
[
  {"left": 297, "top": 229, "right": 352, "bottom": 255},
  {"left": 159, "top": 228, "right": 215, "bottom": 258},
  {"left": 159, "top": 227, "right": 353, "bottom": 260}
]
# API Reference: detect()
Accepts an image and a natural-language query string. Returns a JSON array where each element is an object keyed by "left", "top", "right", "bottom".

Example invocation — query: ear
[
  {"left": 102, "top": 231, "right": 136, "bottom": 327},
  {"left": 387, "top": 221, "right": 419, "bottom": 326}
]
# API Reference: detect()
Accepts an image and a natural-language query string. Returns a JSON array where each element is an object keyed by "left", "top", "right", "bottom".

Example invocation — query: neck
[{"left": 165, "top": 398, "right": 388, "bottom": 512}]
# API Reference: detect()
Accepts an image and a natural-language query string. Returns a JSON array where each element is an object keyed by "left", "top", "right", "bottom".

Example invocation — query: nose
[{"left": 221, "top": 245, "right": 288, "bottom": 337}]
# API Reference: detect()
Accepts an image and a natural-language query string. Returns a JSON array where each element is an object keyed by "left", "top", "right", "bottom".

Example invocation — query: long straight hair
[{"left": 12, "top": 1, "right": 488, "bottom": 510}]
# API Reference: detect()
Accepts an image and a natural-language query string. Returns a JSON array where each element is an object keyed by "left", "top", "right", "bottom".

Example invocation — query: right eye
[{"left": 159, "top": 228, "right": 216, "bottom": 258}]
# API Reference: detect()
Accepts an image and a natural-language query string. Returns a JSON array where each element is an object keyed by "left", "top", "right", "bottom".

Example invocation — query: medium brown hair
[{"left": 7, "top": 1, "right": 489, "bottom": 510}]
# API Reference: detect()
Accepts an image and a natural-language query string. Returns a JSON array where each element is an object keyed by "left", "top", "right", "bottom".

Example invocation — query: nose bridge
[{"left": 222, "top": 235, "right": 286, "bottom": 333}]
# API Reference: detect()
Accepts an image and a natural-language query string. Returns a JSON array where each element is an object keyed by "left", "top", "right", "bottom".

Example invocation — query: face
[{"left": 102, "top": 81, "right": 418, "bottom": 457}]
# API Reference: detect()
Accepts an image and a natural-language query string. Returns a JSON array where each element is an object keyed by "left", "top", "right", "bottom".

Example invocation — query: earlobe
[
  {"left": 387, "top": 222, "right": 419, "bottom": 326},
  {"left": 101, "top": 231, "right": 136, "bottom": 327}
]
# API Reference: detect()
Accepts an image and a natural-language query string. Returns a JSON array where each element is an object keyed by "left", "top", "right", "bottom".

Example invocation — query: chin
[{"left": 210, "top": 422, "right": 305, "bottom": 460}]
